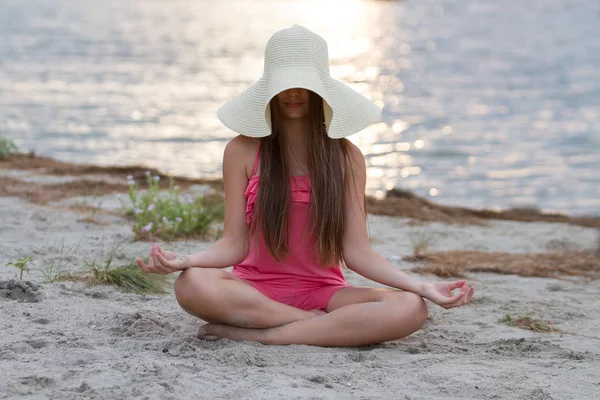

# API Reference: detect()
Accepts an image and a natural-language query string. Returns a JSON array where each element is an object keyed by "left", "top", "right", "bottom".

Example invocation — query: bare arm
[
  {"left": 181, "top": 236, "right": 247, "bottom": 269},
  {"left": 341, "top": 142, "right": 425, "bottom": 294},
  {"left": 340, "top": 142, "right": 474, "bottom": 308},
  {"left": 137, "top": 136, "right": 254, "bottom": 273},
  {"left": 179, "top": 136, "right": 252, "bottom": 268}
]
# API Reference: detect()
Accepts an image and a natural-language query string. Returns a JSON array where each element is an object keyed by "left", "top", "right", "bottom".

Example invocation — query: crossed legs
[{"left": 174, "top": 268, "right": 428, "bottom": 347}]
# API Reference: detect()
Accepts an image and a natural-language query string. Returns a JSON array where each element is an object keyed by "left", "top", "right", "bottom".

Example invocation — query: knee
[
  {"left": 174, "top": 268, "right": 222, "bottom": 308},
  {"left": 405, "top": 292, "right": 428, "bottom": 329},
  {"left": 387, "top": 292, "right": 428, "bottom": 333}
]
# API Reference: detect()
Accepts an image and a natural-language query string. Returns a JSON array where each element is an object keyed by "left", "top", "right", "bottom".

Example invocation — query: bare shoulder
[
  {"left": 343, "top": 140, "right": 366, "bottom": 175},
  {"left": 224, "top": 135, "right": 259, "bottom": 156},
  {"left": 224, "top": 135, "right": 260, "bottom": 179}
]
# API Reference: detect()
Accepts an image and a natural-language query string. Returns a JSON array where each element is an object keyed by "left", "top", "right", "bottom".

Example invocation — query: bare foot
[
  {"left": 196, "top": 310, "right": 323, "bottom": 342},
  {"left": 196, "top": 324, "right": 221, "bottom": 340},
  {"left": 198, "top": 323, "right": 271, "bottom": 344}
]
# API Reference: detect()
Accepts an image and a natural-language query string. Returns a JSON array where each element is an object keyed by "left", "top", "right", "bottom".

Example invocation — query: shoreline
[{"left": 2, "top": 152, "right": 599, "bottom": 229}]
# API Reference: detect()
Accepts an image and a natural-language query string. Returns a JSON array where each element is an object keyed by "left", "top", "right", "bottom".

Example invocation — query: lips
[{"left": 284, "top": 102, "right": 305, "bottom": 108}]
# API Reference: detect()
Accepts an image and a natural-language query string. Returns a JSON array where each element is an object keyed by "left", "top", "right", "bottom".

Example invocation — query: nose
[{"left": 286, "top": 88, "right": 303, "bottom": 98}]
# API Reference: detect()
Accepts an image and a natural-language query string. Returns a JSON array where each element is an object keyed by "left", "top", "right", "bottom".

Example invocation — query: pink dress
[{"left": 232, "top": 143, "right": 349, "bottom": 311}]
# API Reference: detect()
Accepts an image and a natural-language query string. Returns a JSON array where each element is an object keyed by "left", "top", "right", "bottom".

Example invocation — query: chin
[
  {"left": 282, "top": 109, "right": 309, "bottom": 120},
  {"left": 284, "top": 113, "right": 308, "bottom": 120}
]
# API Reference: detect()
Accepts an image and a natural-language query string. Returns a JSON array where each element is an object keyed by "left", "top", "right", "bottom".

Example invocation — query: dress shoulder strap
[{"left": 251, "top": 141, "right": 261, "bottom": 177}]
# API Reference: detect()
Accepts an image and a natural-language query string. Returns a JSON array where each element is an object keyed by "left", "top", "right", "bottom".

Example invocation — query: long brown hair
[{"left": 251, "top": 91, "right": 357, "bottom": 266}]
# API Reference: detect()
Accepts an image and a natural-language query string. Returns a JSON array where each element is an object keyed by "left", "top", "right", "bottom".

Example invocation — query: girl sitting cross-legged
[{"left": 135, "top": 25, "right": 475, "bottom": 347}]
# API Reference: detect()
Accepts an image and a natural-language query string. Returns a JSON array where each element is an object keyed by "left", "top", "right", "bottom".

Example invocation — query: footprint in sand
[
  {"left": 0, "top": 280, "right": 43, "bottom": 303},
  {"left": 110, "top": 312, "right": 175, "bottom": 338}
]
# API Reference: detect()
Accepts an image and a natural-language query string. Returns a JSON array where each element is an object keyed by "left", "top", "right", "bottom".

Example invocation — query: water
[{"left": 1, "top": 0, "right": 599, "bottom": 215}]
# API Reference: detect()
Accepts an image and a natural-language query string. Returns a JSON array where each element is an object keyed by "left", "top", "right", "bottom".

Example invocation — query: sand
[{"left": 1, "top": 171, "right": 600, "bottom": 399}]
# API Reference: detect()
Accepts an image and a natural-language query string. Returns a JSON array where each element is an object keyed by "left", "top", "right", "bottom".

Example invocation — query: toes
[
  {"left": 198, "top": 334, "right": 220, "bottom": 341},
  {"left": 198, "top": 323, "right": 221, "bottom": 339},
  {"left": 197, "top": 323, "right": 209, "bottom": 337}
]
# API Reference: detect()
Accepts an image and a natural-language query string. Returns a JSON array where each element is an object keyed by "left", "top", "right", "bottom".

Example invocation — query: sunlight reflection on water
[{"left": 1, "top": 0, "right": 599, "bottom": 215}]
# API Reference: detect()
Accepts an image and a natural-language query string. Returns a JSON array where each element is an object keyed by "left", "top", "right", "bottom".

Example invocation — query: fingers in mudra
[
  {"left": 444, "top": 284, "right": 475, "bottom": 309},
  {"left": 135, "top": 247, "right": 170, "bottom": 275},
  {"left": 152, "top": 243, "right": 165, "bottom": 257},
  {"left": 151, "top": 248, "right": 174, "bottom": 274}
]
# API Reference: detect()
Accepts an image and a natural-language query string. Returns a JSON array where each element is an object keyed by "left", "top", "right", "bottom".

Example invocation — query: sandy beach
[{"left": 1, "top": 161, "right": 599, "bottom": 400}]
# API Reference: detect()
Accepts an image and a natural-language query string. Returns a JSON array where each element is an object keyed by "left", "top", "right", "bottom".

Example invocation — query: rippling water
[{"left": 1, "top": 0, "right": 599, "bottom": 215}]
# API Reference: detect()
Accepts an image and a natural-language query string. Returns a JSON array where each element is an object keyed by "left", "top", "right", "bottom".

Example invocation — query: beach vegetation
[
  {"left": 408, "top": 228, "right": 437, "bottom": 257},
  {"left": 81, "top": 239, "right": 170, "bottom": 294},
  {"left": 501, "top": 314, "right": 560, "bottom": 333},
  {"left": 118, "top": 172, "right": 224, "bottom": 241},
  {"left": 406, "top": 249, "right": 600, "bottom": 279},
  {"left": 74, "top": 186, "right": 105, "bottom": 224},
  {"left": 0, "top": 137, "right": 18, "bottom": 160},
  {"left": 6, "top": 256, "right": 33, "bottom": 280},
  {"left": 84, "top": 261, "right": 171, "bottom": 294},
  {"left": 38, "top": 237, "right": 170, "bottom": 294},
  {"left": 37, "top": 238, "right": 82, "bottom": 283}
]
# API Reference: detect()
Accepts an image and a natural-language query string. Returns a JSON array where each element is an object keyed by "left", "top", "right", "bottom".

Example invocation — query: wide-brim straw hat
[{"left": 217, "top": 25, "right": 382, "bottom": 139}]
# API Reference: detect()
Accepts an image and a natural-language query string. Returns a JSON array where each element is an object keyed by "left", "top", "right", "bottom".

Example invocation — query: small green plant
[
  {"left": 501, "top": 314, "right": 513, "bottom": 324},
  {"left": 501, "top": 314, "right": 559, "bottom": 333},
  {"left": 6, "top": 256, "right": 33, "bottom": 280},
  {"left": 0, "top": 137, "right": 18, "bottom": 160},
  {"left": 118, "top": 172, "right": 224, "bottom": 241},
  {"left": 408, "top": 228, "right": 436, "bottom": 257}
]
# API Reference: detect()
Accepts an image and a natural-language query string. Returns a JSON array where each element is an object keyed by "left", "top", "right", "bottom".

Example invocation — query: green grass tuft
[
  {"left": 81, "top": 238, "right": 171, "bottom": 294},
  {"left": 36, "top": 238, "right": 82, "bottom": 283},
  {"left": 33, "top": 237, "right": 171, "bottom": 294},
  {"left": 89, "top": 262, "right": 171, "bottom": 294}
]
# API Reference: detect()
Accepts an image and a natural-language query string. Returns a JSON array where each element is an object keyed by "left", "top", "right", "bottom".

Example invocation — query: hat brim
[{"left": 217, "top": 67, "right": 381, "bottom": 139}]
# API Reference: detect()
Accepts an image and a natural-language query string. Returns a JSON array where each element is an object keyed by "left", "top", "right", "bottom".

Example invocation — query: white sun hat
[{"left": 217, "top": 25, "right": 382, "bottom": 139}]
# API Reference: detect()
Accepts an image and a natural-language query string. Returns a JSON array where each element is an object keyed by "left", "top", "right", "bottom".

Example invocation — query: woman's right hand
[
  {"left": 135, "top": 244, "right": 190, "bottom": 275},
  {"left": 153, "top": 245, "right": 177, "bottom": 261}
]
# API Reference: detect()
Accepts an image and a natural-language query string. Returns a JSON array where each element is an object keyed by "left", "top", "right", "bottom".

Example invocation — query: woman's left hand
[{"left": 420, "top": 280, "right": 475, "bottom": 309}]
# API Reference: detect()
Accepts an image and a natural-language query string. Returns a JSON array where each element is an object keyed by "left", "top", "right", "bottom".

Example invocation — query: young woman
[{"left": 136, "top": 25, "right": 475, "bottom": 347}]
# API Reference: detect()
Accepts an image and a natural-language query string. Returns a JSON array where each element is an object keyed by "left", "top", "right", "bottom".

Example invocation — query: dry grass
[
  {"left": 76, "top": 216, "right": 109, "bottom": 225},
  {"left": 368, "top": 188, "right": 600, "bottom": 228},
  {"left": 2, "top": 152, "right": 600, "bottom": 228},
  {"left": 0, "top": 154, "right": 224, "bottom": 208},
  {"left": 406, "top": 249, "right": 600, "bottom": 279},
  {"left": 70, "top": 204, "right": 110, "bottom": 225},
  {"left": 0, "top": 152, "right": 222, "bottom": 189},
  {"left": 0, "top": 176, "right": 127, "bottom": 205},
  {"left": 501, "top": 314, "right": 562, "bottom": 333}
]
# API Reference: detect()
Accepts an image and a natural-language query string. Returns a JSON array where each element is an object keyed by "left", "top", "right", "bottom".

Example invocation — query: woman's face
[{"left": 275, "top": 88, "right": 310, "bottom": 119}]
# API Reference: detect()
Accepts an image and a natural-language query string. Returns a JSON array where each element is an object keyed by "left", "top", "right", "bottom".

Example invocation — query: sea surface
[{"left": 1, "top": 0, "right": 599, "bottom": 215}]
